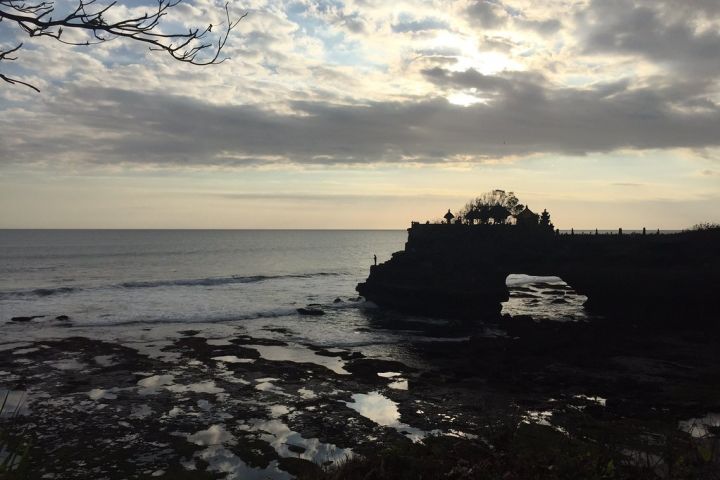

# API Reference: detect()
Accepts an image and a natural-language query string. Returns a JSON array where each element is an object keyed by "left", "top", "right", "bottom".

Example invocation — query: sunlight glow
[
  {"left": 447, "top": 92, "right": 485, "bottom": 106},
  {"left": 428, "top": 32, "right": 522, "bottom": 75},
  {"left": 454, "top": 51, "right": 524, "bottom": 75}
]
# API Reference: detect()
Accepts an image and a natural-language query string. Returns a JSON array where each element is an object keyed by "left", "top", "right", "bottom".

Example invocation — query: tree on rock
[{"left": 460, "top": 189, "right": 524, "bottom": 224}]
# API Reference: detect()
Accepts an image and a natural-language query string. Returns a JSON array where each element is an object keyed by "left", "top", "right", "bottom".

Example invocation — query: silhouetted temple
[
  {"left": 515, "top": 206, "right": 539, "bottom": 227},
  {"left": 358, "top": 215, "right": 719, "bottom": 326}
]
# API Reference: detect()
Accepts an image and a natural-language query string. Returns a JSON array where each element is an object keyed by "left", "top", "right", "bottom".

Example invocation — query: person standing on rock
[{"left": 373, "top": 254, "right": 377, "bottom": 266}]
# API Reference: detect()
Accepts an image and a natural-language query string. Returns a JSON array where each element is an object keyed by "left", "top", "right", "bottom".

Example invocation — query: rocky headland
[{"left": 358, "top": 223, "right": 720, "bottom": 326}]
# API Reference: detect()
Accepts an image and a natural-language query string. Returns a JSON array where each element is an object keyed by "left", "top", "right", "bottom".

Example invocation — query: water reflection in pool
[
  {"left": 248, "top": 344, "right": 349, "bottom": 375},
  {"left": 196, "top": 446, "right": 292, "bottom": 480},
  {"left": 239, "top": 417, "right": 352, "bottom": 464},
  {"left": 346, "top": 391, "right": 431, "bottom": 442},
  {"left": 679, "top": 413, "right": 720, "bottom": 438}
]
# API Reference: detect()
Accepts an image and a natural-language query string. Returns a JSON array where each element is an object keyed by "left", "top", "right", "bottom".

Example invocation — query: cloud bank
[{"left": 1, "top": 0, "right": 719, "bottom": 169}]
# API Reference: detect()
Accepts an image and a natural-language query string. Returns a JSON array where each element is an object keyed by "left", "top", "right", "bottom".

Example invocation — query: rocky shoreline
[{"left": 2, "top": 312, "right": 719, "bottom": 479}]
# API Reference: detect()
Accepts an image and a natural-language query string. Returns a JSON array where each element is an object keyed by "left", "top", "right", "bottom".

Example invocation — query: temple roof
[{"left": 516, "top": 206, "right": 537, "bottom": 218}]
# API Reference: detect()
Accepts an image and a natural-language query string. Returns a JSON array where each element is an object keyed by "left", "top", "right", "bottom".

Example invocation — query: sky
[{"left": 0, "top": 0, "right": 718, "bottom": 229}]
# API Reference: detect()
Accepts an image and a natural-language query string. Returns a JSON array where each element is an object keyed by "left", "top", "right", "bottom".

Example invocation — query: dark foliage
[{"left": 459, "top": 189, "right": 524, "bottom": 225}]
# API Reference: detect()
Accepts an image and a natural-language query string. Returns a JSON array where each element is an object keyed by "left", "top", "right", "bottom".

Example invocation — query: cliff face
[{"left": 357, "top": 224, "right": 720, "bottom": 325}]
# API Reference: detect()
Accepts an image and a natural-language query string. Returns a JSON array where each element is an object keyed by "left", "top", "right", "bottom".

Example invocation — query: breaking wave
[
  {"left": 79, "top": 306, "right": 302, "bottom": 327},
  {"left": 0, "top": 272, "right": 344, "bottom": 299},
  {"left": 0, "top": 286, "right": 78, "bottom": 300},
  {"left": 119, "top": 273, "right": 341, "bottom": 289}
]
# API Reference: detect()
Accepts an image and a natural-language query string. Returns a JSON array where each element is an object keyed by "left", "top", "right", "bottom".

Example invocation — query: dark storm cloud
[
  {"left": 581, "top": 0, "right": 720, "bottom": 75},
  {"left": 2, "top": 68, "right": 719, "bottom": 167}
]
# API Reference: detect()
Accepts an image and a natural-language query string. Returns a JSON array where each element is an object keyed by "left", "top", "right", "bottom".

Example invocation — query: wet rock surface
[
  {"left": 0, "top": 330, "right": 442, "bottom": 479},
  {"left": 2, "top": 318, "right": 720, "bottom": 479},
  {"left": 10, "top": 315, "right": 45, "bottom": 322}
]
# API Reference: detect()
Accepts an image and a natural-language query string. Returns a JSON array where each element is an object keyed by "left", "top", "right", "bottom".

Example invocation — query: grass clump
[{"left": 0, "top": 391, "right": 31, "bottom": 480}]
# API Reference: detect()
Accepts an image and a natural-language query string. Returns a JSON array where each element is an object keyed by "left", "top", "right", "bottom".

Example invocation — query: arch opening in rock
[{"left": 501, "top": 274, "right": 588, "bottom": 321}]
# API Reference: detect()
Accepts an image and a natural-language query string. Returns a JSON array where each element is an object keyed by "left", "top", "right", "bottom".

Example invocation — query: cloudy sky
[{"left": 1, "top": 0, "right": 718, "bottom": 228}]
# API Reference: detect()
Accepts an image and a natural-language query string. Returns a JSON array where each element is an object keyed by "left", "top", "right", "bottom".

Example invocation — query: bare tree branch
[
  {"left": 0, "top": 42, "right": 40, "bottom": 91},
  {"left": 0, "top": 0, "right": 246, "bottom": 91}
]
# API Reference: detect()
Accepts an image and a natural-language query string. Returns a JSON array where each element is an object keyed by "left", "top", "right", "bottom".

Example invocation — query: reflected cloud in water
[{"left": 239, "top": 417, "right": 352, "bottom": 465}]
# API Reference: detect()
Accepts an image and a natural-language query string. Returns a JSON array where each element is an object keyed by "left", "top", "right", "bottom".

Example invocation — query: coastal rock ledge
[{"left": 357, "top": 223, "right": 720, "bottom": 325}]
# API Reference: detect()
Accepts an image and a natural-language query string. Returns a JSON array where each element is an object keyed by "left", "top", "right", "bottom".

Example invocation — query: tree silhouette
[
  {"left": 0, "top": 0, "right": 245, "bottom": 91},
  {"left": 489, "top": 203, "right": 511, "bottom": 224},
  {"left": 459, "top": 189, "right": 524, "bottom": 224},
  {"left": 539, "top": 208, "right": 554, "bottom": 231},
  {"left": 477, "top": 205, "right": 491, "bottom": 224}
]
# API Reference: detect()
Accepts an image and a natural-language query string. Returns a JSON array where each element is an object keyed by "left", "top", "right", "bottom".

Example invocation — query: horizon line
[{"left": 0, "top": 227, "right": 689, "bottom": 231}]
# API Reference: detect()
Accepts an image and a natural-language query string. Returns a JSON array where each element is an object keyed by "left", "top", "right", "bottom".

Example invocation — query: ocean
[
  {"left": 0, "top": 230, "right": 400, "bottom": 322},
  {"left": 0, "top": 229, "right": 589, "bottom": 344},
  {"left": 1, "top": 230, "right": 420, "bottom": 342}
]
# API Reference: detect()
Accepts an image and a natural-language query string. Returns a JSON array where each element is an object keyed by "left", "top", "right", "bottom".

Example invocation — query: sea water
[
  {"left": 0, "top": 230, "right": 409, "bottom": 340},
  {"left": 0, "top": 230, "right": 587, "bottom": 347}
]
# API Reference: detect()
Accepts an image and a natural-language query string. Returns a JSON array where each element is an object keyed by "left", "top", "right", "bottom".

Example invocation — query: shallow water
[
  {"left": 346, "top": 391, "right": 401, "bottom": 426},
  {"left": 346, "top": 391, "right": 436, "bottom": 442},
  {"left": 239, "top": 417, "right": 353, "bottom": 464},
  {"left": 248, "top": 344, "right": 350, "bottom": 375},
  {"left": 679, "top": 413, "right": 720, "bottom": 438}
]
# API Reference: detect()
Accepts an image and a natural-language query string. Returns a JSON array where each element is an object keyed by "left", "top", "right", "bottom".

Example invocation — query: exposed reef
[
  {"left": 3, "top": 318, "right": 720, "bottom": 478},
  {"left": 357, "top": 224, "right": 720, "bottom": 325}
]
